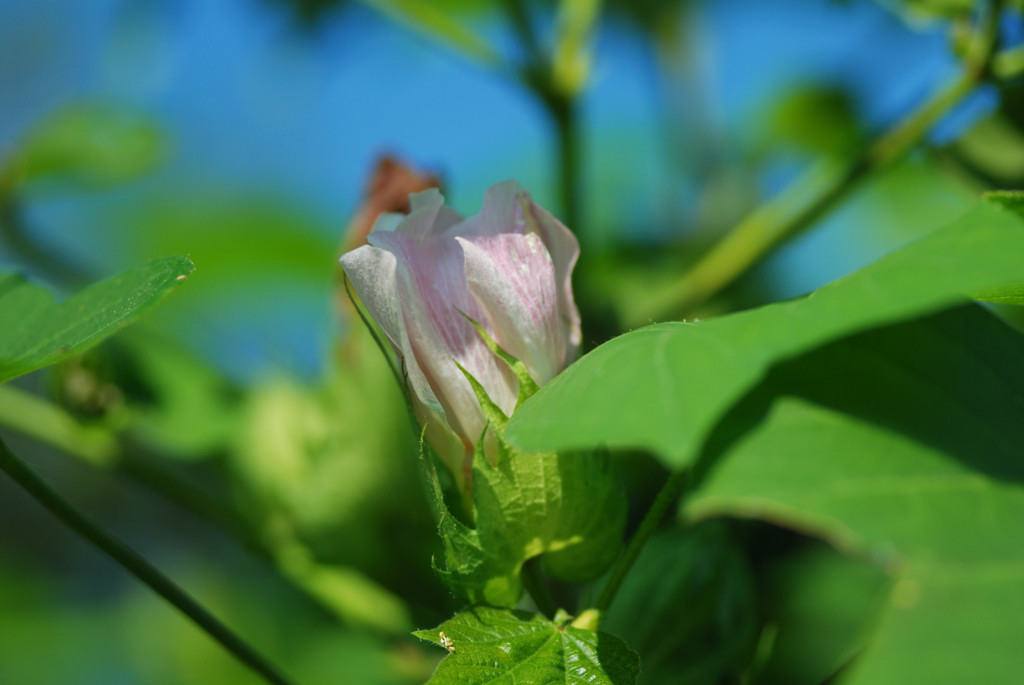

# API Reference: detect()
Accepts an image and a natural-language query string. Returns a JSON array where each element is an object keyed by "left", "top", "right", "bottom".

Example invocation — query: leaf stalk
[{"left": 593, "top": 467, "right": 690, "bottom": 616}]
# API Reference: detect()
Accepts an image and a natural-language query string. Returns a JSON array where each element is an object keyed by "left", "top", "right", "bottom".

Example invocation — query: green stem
[
  {"left": 552, "top": 93, "right": 582, "bottom": 233},
  {"left": 594, "top": 467, "right": 690, "bottom": 615},
  {"left": 503, "top": 0, "right": 543, "bottom": 62},
  {"left": 522, "top": 557, "right": 558, "bottom": 618},
  {"left": 629, "top": 0, "right": 1004, "bottom": 325},
  {"left": 501, "top": 0, "right": 583, "bottom": 231},
  {"left": 0, "top": 436, "right": 296, "bottom": 685}
]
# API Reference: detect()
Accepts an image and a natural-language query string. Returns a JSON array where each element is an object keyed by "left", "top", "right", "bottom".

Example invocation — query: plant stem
[
  {"left": 552, "top": 93, "right": 582, "bottom": 233},
  {"left": 594, "top": 467, "right": 690, "bottom": 615},
  {"left": 629, "top": 0, "right": 1005, "bottom": 325},
  {"left": 0, "top": 436, "right": 296, "bottom": 685},
  {"left": 503, "top": 0, "right": 543, "bottom": 62},
  {"left": 501, "top": 0, "right": 583, "bottom": 231}
]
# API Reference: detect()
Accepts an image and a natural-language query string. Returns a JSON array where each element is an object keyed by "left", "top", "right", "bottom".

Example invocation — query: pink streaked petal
[
  {"left": 339, "top": 244, "right": 440, "bottom": 413},
  {"left": 449, "top": 180, "right": 525, "bottom": 240},
  {"left": 522, "top": 196, "right": 581, "bottom": 355},
  {"left": 371, "top": 229, "right": 517, "bottom": 439},
  {"left": 457, "top": 180, "right": 580, "bottom": 360},
  {"left": 458, "top": 232, "right": 565, "bottom": 385},
  {"left": 381, "top": 189, "right": 451, "bottom": 242},
  {"left": 405, "top": 189, "right": 463, "bottom": 238}
]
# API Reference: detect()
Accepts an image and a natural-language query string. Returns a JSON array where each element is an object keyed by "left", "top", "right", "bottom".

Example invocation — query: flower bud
[{"left": 339, "top": 181, "right": 581, "bottom": 480}]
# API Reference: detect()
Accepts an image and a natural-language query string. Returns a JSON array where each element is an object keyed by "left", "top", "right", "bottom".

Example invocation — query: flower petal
[
  {"left": 370, "top": 229, "right": 516, "bottom": 443},
  {"left": 448, "top": 180, "right": 523, "bottom": 240},
  {"left": 521, "top": 195, "right": 582, "bottom": 355},
  {"left": 340, "top": 180, "right": 579, "bottom": 477},
  {"left": 339, "top": 244, "right": 439, "bottom": 414},
  {"left": 404, "top": 188, "right": 463, "bottom": 239},
  {"left": 458, "top": 232, "right": 565, "bottom": 384}
]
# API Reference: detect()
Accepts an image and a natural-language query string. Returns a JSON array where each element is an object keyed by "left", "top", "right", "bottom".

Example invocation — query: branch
[{"left": 628, "top": 0, "right": 1005, "bottom": 326}]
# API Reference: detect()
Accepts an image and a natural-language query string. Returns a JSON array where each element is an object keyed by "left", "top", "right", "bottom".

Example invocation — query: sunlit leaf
[
  {"left": 687, "top": 305, "right": 1024, "bottom": 684},
  {"left": 0, "top": 257, "right": 194, "bottom": 384},
  {"left": 414, "top": 606, "right": 639, "bottom": 684},
  {"left": 600, "top": 522, "right": 758, "bottom": 685},
  {"left": 506, "top": 200, "right": 1024, "bottom": 466}
]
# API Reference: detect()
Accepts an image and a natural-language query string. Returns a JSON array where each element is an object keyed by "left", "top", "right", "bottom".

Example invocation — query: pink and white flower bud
[{"left": 339, "top": 180, "right": 581, "bottom": 479}]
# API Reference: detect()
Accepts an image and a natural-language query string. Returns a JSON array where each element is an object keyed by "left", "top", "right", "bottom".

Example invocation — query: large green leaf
[
  {"left": 686, "top": 305, "right": 1024, "bottom": 684},
  {"left": 505, "top": 200, "right": 1024, "bottom": 466},
  {"left": 414, "top": 606, "right": 639, "bottom": 684},
  {"left": 0, "top": 257, "right": 194, "bottom": 383},
  {"left": 750, "top": 538, "right": 891, "bottom": 685},
  {"left": 600, "top": 522, "right": 758, "bottom": 685}
]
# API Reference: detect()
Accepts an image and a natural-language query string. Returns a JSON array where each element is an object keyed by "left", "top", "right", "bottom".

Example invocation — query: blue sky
[{"left": 0, "top": 0, "right": 975, "bottom": 379}]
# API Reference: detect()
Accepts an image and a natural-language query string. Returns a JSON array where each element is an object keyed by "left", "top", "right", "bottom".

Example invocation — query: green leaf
[
  {"left": 506, "top": 200, "right": 1024, "bottom": 467},
  {"left": 431, "top": 436, "right": 626, "bottom": 607},
  {"left": 123, "top": 338, "right": 239, "bottom": 458},
  {"left": 686, "top": 305, "right": 1024, "bottom": 684},
  {"left": 417, "top": 340, "right": 624, "bottom": 606},
  {"left": 414, "top": 606, "right": 639, "bottom": 684},
  {"left": 877, "top": 0, "right": 975, "bottom": 22},
  {"left": 0, "top": 256, "right": 194, "bottom": 383},
  {"left": 457, "top": 310, "right": 540, "bottom": 407},
  {"left": 6, "top": 103, "right": 165, "bottom": 189},
  {"left": 450, "top": 357, "right": 510, "bottom": 431},
  {"left": 751, "top": 539, "right": 892, "bottom": 685},
  {"left": 952, "top": 115, "right": 1024, "bottom": 181},
  {"left": 600, "top": 522, "right": 758, "bottom": 685},
  {"left": 973, "top": 283, "right": 1024, "bottom": 305}
]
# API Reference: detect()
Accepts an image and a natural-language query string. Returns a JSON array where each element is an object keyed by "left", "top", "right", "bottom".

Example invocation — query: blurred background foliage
[{"left": 1, "top": 0, "right": 1023, "bottom": 683}]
